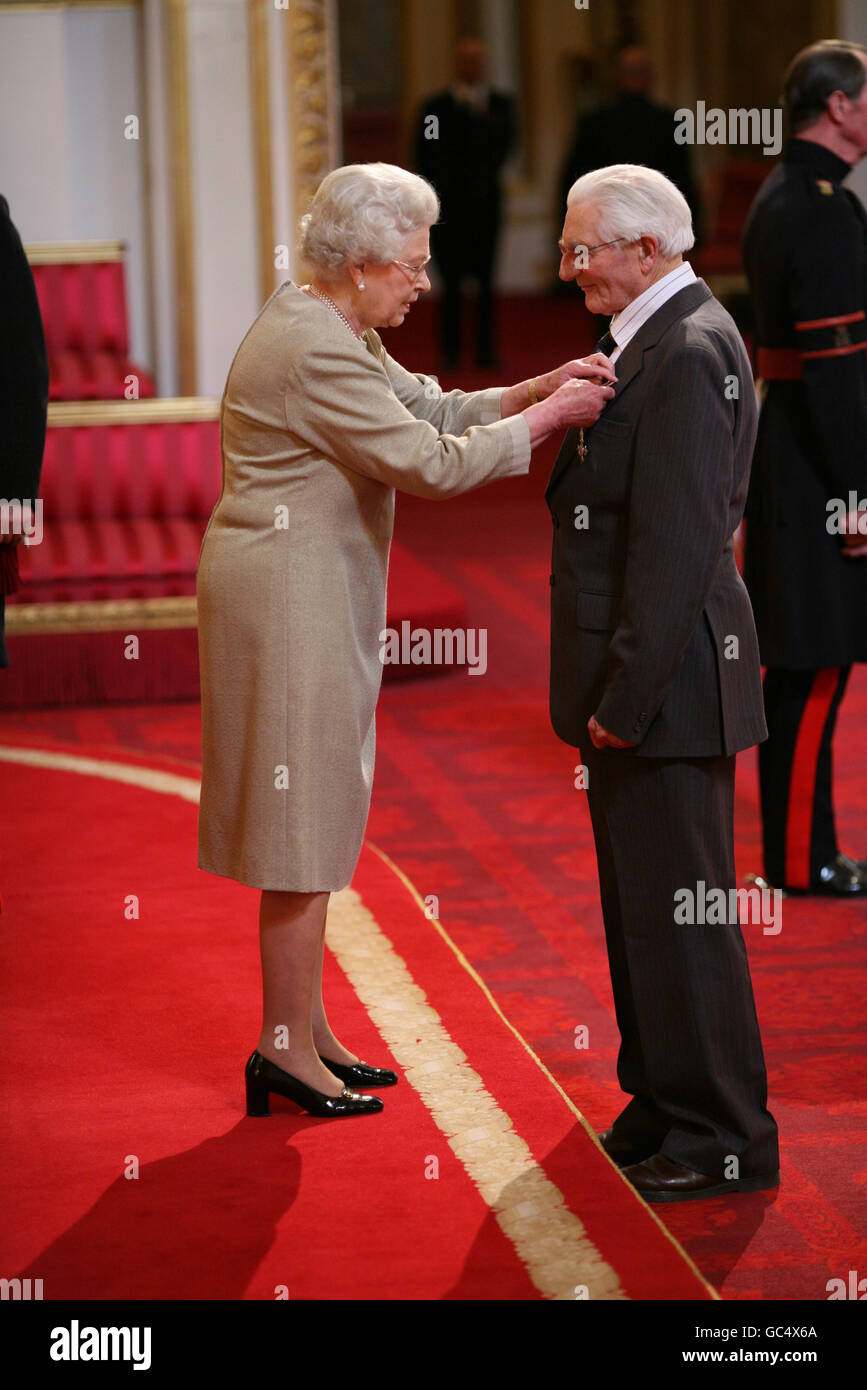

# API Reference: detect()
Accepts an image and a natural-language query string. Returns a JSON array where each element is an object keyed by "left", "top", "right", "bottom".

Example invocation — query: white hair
[
  {"left": 299, "top": 163, "right": 439, "bottom": 280},
  {"left": 566, "top": 164, "right": 694, "bottom": 257}
]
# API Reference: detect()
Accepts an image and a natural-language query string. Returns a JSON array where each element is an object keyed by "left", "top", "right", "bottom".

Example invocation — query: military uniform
[{"left": 742, "top": 137, "right": 867, "bottom": 892}]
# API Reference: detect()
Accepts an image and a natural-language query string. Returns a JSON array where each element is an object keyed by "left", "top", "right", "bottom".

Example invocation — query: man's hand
[
  {"left": 587, "top": 715, "right": 635, "bottom": 749},
  {"left": 841, "top": 509, "right": 867, "bottom": 558}
]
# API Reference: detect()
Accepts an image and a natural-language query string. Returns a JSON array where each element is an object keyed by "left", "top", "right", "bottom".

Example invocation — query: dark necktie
[
  {"left": 594, "top": 329, "right": 616, "bottom": 357},
  {"left": 574, "top": 331, "right": 616, "bottom": 462}
]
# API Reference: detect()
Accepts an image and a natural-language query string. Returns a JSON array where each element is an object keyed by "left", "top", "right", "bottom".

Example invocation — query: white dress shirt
[{"left": 607, "top": 261, "right": 697, "bottom": 362}]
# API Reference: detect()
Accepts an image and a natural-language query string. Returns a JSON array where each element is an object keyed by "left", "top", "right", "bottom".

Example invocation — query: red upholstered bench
[
  {"left": 27, "top": 242, "right": 157, "bottom": 402},
  {"left": 691, "top": 159, "right": 770, "bottom": 297},
  {"left": 2, "top": 399, "right": 468, "bottom": 707},
  {"left": 12, "top": 399, "right": 220, "bottom": 606}
]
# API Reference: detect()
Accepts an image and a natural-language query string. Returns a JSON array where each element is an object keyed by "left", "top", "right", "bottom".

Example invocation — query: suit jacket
[
  {"left": 1, "top": 194, "right": 48, "bottom": 667},
  {"left": 0, "top": 195, "right": 48, "bottom": 516},
  {"left": 546, "top": 279, "right": 767, "bottom": 758}
]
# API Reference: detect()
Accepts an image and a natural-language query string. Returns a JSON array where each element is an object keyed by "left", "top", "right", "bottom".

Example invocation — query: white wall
[
  {"left": 0, "top": 3, "right": 152, "bottom": 372},
  {"left": 841, "top": 0, "right": 867, "bottom": 211},
  {"left": 186, "top": 0, "right": 260, "bottom": 396}
]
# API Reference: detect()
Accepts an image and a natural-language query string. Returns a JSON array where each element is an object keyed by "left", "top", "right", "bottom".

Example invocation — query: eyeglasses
[
  {"left": 392, "top": 255, "right": 432, "bottom": 282},
  {"left": 557, "top": 237, "right": 630, "bottom": 260}
]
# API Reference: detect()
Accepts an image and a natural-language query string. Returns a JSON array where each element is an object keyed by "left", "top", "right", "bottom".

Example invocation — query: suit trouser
[
  {"left": 759, "top": 666, "right": 851, "bottom": 889},
  {"left": 580, "top": 743, "right": 780, "bottom": 1178},
  {"left": 431, "top": 220, "right": 499, "bottom": 366}
]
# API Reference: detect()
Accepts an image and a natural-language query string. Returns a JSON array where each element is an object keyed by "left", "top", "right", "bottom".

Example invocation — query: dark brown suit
[{"left": 547, "top": 280, "right": 779, "bottom": 1178}]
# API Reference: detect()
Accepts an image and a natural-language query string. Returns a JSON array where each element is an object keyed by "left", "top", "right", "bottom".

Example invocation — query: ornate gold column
[
  {"left": 285, "top": 0, "right": 339, "bottom": 281},
  {"left": 166, "top": 0, "right": 196, "bottom": 395},
  {"left": 248, "top": 0, "right": 275, "bottom": 306}
]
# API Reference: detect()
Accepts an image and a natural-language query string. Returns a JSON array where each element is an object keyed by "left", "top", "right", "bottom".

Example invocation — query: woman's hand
[
  {"left": 500, "top": 354, "right": 616, "bottom": 419},
  {"left": 523, "top": 376, "right": 615, "bottom": 448},
  {"left": 536, "top": 353, "right": 617, "bottom": 395},
  {"left": 548, "top": 377, "right": 616, "bottom": 429}
]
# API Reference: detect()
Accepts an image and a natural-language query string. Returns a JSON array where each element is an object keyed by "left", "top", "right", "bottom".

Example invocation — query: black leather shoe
[
  {"left": 744, "top": 872, "right": 789, "bottom": 898},
  {"left": 622, "top": 1153, "right": 780, "bottom": 1202},
  {"left": 808, "top": 855, "right": 867, "bottom": 896},
  {"left": 597, "top": 1128, "right": 660, "bottom": 1168},
  {"left": 319, "top": 1056, "right": 398, "bottom": 1087},
  {"left": 749, "top": 858, "right": 867, "bottom": 897},
  {"left": 245, "top": 1050, "right": 383, "bottom": 1118}
]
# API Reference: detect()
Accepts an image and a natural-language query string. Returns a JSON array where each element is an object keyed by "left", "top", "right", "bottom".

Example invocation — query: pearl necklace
[{"left": 303, "top": 284, "right": 363, "bottom": 340}]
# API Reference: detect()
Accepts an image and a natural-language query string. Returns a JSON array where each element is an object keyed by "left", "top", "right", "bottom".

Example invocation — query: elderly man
[{"left": 546, "top": 164, "right": 780, "bottom": 1200}]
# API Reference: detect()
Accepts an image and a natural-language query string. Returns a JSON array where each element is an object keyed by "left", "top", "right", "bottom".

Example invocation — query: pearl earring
[{"left": 358, "top": 281, "right": 366, "bottom": 290}]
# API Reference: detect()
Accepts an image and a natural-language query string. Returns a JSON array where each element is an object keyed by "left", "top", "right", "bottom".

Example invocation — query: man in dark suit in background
[
  {"left": 0, "top": 195, "right": 48, "bottom": 670},
  {"left": 414, "top": 38, "right": 516, "bottom": 369},
  {"left": 559, "top": 46, "right": 701, "bottom": 245},
  {"left": 547, "top": 164, "right": 779, "bottom": 1201}
]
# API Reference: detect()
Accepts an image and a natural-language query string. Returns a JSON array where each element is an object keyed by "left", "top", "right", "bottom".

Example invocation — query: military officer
[{"left": 742, "top": 40, "right": 867, "bottom": 896}]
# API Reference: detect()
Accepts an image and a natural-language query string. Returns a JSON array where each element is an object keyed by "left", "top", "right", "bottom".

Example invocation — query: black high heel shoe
[
  {"left": 245, "top": 1050, "right": 383, "bottom": 1118},
  {"left": 318, "top": 1056, "right": 398, "bottom": 1088}
]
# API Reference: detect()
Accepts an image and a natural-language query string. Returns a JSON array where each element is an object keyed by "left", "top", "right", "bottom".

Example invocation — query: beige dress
[{"left": 196, "top": 281, "right": 531, "bottom": 891}]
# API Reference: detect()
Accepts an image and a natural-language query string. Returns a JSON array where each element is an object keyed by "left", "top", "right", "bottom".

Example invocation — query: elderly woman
[{"left": 196, "top": 162, "right": 614, "bottom": 1120}]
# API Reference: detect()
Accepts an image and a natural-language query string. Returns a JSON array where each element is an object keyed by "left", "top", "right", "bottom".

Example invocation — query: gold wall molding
[
  {"left": 0, "top": 2, "right": 140, "bottom": 10},
  {"left": 25, "top": 240, "right": 126, "bottom": 265},
  {"left": 47, "top": 397, "right": 219, "bottom": 426},
  {"left": 248, "top": 0, "right": 276, "bottom": 305},
  {"left": 166, "top": 0, "right": 196, "bottom": 396},
  {"left": 286, "top": 0, "right": 338, "bottom": 280},
  {"left": 5, "top": 595, "right": 198, "bottom": 634}
]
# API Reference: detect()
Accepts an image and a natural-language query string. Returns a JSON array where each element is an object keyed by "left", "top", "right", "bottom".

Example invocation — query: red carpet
[
  {"left": 1, "top": 293, "right": 865, "bottom": 1300},
  {"left": 0, "top": 747, "right": 711, "bottom": 1300}
]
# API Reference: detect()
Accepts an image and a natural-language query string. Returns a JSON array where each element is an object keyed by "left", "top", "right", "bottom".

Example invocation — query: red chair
[{"left": 27, "top": 242, "right": 157, "bottom": 402}]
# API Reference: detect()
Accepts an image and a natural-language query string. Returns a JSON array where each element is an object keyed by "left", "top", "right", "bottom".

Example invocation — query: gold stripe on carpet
[
  {"left": 0, "top": 746, "right": 201, "bottom": 802},
  {"left": 325, "top": 885, "right": 627, "bottom": 1300},
  {"left": 0, "top": 744, "right": 642, "bottom": 1299},
  {"left": 366, "top": 840, "right": 721, "bottom": 1301}
]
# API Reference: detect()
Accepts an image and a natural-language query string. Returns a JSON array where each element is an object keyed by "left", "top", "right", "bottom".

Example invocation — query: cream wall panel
[
  {"left": 0, "top": 4, "right": 151, "bottom": 370},
  {"left": 186, "top": 0, "right": 259, "bottom": 396},
  {"left": 267, "top": 1, "right": 295, "bottom": 285},
  {"left": 142, "top": 0, "right": 177, "bottom": 395}
]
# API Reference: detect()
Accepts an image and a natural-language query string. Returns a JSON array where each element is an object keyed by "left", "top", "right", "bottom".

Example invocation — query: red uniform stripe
[
  {"left": 794, "top": 311, "right": 865, "bottom": 330},
  {"left": 800, "top": 342, "right": 867, "bottom": 361},
  {"left": 784, "top": 669, "right": 840, "bottom": 888}
]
